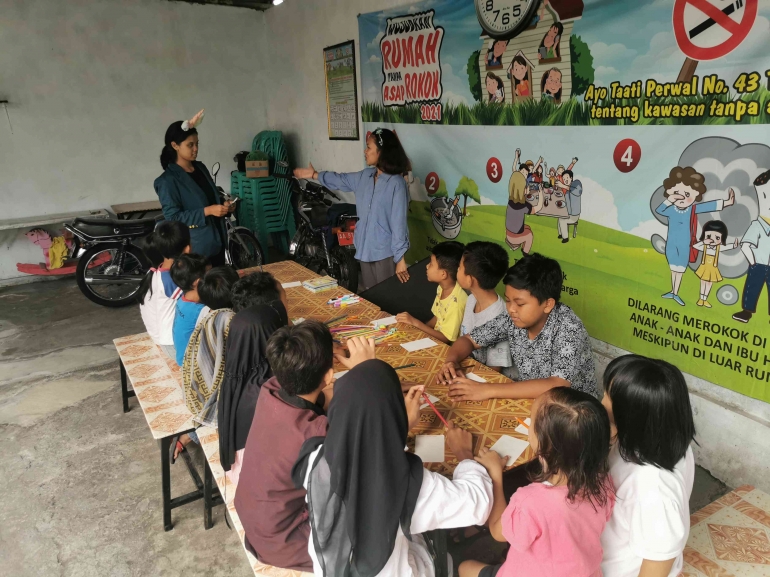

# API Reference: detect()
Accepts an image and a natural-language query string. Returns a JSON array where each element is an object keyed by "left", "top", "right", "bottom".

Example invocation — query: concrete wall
[{"left": 0, "top": 0, "right": 267, "bottom": 281}]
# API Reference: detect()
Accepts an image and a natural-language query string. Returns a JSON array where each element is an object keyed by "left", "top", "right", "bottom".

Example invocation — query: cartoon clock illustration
[{"left": 474, "top": 0, "right": 540, "bottom": 39}]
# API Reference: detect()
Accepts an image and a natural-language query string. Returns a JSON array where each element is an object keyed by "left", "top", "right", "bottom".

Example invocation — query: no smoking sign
[{"left": 673, "top": 0, "right": 758, "bottom": 61}]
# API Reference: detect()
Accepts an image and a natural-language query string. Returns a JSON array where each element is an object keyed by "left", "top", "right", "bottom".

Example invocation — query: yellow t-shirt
[{"left": 431, "top": 283, "right": 468, "bottom": 342}]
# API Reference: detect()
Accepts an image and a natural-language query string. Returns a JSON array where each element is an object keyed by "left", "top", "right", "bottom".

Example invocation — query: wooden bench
[{"left": 114, "top": 333, "right": 222, "bottom": 531}]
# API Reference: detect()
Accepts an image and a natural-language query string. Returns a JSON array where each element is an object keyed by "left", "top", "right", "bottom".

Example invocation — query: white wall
[{"left": 0, "top": 0, "right": 267, "bottom": 280}]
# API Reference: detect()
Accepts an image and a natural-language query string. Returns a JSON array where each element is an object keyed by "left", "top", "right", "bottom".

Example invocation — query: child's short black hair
[
  {"left": 604, "top": 354, "right": 695, "bottom": 471},
  {"left": 700, "top": 220, "right": 728, "bottom": 245},
  {"left": 530, "top": 387, "right": 612, "bottom": 508},
  {"left": 266, "top": 321, "right": 334, "bottom": 396},
  {"left": 461, "top": 241, "right": 509, "bottom": 290},
  {"left": 231, "top": 272, "right": 281, "bottom": 313},
  {"left": 170, "top": 253, "right": 208, "bottom": 292},
  {"left": 198, "top": 266, "right": 240, "bottom": 310},
  {"left": 562, "top": 169, "right": 574, "bottom": 180},
  {"left": 503, "top": 253, "right": 562, "bottom": 303},
  {"left": 431, "top": 241, "right": 465, "bottom": 281},
  {"left": 519, "top": 164, "right": 531, "bottom": 173},
  {"left": 150, "top": 221, "right": 191, "bottom": 260}
]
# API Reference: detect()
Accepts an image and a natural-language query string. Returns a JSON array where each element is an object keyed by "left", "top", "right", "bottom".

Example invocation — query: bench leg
[
  {"left": 160, "top": 436, "right": 173, "bottom": 531},
  {"left": 120, "top": 359, "right": 135, "bottom": 413},
  {"left": 204, "top": 461, "right": 213, "bottom": 530},
  {"left": 427, "top": 529, "right": 449, "bottom": 577}
]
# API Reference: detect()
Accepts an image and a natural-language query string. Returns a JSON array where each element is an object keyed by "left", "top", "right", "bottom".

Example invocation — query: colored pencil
[
  {"left": 324, "top": 314, "right": 348, "bottom": 326},
  {"left": 421, "top": 392, "right": 449, "bottom": 427},
  {"left": 392, "top": 363, "right": 416, "bottom": 371}
]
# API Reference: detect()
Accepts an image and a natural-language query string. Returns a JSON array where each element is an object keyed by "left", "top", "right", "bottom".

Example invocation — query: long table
[{"left": 117, "top": 260, "right": 532, "bottom": 576}]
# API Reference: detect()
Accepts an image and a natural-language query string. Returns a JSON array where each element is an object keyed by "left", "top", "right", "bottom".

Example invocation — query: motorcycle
[
  {"left": 274, "top": 161, "right": 359, "bottom": 291},
  {"left": 67, "top": 162, "right": 264, "bottom": 308}
]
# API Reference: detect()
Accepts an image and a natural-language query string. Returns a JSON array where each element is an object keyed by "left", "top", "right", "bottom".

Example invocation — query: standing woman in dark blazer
[{"left": 155, "top": 110, "right": 232, "bottom": 265}]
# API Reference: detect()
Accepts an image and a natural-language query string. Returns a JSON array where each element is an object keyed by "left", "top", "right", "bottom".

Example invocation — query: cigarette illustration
[{"left": 689, "top": 0, "right": 744, "bottom": 39}]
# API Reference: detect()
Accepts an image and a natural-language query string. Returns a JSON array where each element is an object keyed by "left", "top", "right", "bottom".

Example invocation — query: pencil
[
  {"left": 392, "top": 363, "right": 416, "bottom": 370},
  {"left": 515, "top": 417, "right": 529, "bottom": 429},
  {"left": 324, "top": 314, "right": 348, "bottom": 326},
  {"left": 421, "top": 392, "right": 449, "bottom": 427}
]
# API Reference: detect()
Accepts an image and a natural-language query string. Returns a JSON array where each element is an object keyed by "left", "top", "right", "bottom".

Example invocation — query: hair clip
[
  {"left": 373, "top": 128, "right": 384, "bottom": 147},
  {"left": 182, "top": 109, "right": 205, "bottom": 131}
]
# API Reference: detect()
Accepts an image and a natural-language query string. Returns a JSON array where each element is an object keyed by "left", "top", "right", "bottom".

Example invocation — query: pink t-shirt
[{"left": 499, "top": 482, "right": 615, "bottom": 577}]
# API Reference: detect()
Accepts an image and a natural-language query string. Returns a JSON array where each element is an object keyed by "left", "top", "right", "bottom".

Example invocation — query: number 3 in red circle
[
  {"left": 425, "top": 172, "right": 440, "bottom": 194},
  {"left": 613, "top": 139, "right": 641, "bottom": 173},
  {"left": 487, "top": 157, "right": 503, "bottom": 183}
]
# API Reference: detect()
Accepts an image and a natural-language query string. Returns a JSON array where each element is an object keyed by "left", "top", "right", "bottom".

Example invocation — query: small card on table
[
  {"left": 401, "top": 338, "right": 438, "bottom": 352},
  {"left": 414, "top": 435, "right": 445, "bottom": 462},
  {"left": 420, "top": 394, "right": 440, "bottom": 410},
  {"left": 489, "top": 435, "right": 530, "bottom": 467},
  {"left": 372, "top": 315, "right": 398, "bottom": 326},
  {"left": 465, "top": 373, "right": 487, "bottom": 383},
  {"left": 281, "top": 281, "right": 302, "bottom": 288},
  {"left": 515, "top": 418, "right": 531, "bottom": 435}
]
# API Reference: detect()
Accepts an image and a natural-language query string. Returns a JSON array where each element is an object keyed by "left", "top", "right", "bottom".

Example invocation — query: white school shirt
[
  {"left": 461, "top": 294, "right": 513, "bottom": 370},
  {"left": 601, "top": 445, "right": 695, "bottom": 577},
  {"left": 304, "top": 447, "right": 493, "bottom": 577},
  {"left": 139, "top": 268, "right": 182, "bottom": 346}
]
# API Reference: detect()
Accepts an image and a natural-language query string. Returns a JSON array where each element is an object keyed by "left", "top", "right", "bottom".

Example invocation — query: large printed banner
[{"left": 358, "top": 0, "right": 770, "bottom": 403}]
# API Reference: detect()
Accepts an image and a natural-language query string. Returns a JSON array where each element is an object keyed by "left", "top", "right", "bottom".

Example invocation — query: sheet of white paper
[
  {"left": 401, "top": 338, "right": 438, "bottom": 352},
  {"left": 281, "top": 281, "right": 302, "bottom": 288},
  {"left": 372, "top": 315, "right": 397, "bottom": 326},
  {"left": 465, "top": 373, "right": 487, "bottom": 383},
  {"left": 420, "top": 394, "right": 440, "bottom": 410},
  {"left": 414, "top": 435, "right": 445, "bottom": 463},
  {"left": 333, "top": 370, "right": 349, "bottom": 379},
  {"left": 292, "top": 317, "right": 305, "bottom": 325},
  {"left": 489, "top": 435, "right": 530, "bottom": 467},
  {"left": 515, "top": 418, "right": 531, "bottom": 435}
]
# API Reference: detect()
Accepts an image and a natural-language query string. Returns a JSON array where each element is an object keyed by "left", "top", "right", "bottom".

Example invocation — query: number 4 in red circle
[{"left": 613, "top": 139, "right": 641, "bottom": 173}]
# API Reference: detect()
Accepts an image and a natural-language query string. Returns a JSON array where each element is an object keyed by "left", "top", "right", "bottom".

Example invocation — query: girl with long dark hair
[
  {"left": 293, "top": 128, "right": 412, "bottom": 290},
  {"left": 154, "top": 110, "right": 233, "bottom": 266}
]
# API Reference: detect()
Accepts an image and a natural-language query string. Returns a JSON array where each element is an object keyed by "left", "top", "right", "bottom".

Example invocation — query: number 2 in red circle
[
  {"left": 486, "top": 157, "right": 503, "bottom": 183},
  {"left": 613, "top": 139, "right": 641, "bottom": 173},
  {"left": 425, "top": 172, "right": 440, "bottom": 194}
]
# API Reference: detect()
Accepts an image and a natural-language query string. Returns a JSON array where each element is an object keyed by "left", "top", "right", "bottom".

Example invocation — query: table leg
[
  {"left": 204, "top": 461, "right": 213, "bottom": 530},
  {"left": 120, "top": 359, "right": 135, "bottom": 413},
  {"left": 160, "top": 436, "right": 173, "bottom": 531},
  {"left": 427, "top": 529, "right": 448, "bottom": 577}
]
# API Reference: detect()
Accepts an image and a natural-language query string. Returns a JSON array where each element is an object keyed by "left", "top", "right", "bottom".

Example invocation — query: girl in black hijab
[
  {"left": 293, "top": 359, "right": 494, "bottom": 577},
  {"left": 218, "top": 302, "right": 289, "bottom": 482}
]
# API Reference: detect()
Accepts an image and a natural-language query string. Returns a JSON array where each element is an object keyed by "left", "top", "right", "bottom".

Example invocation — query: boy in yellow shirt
[{"left": 397, "top": 241, "right": 467, "bottom": 343}]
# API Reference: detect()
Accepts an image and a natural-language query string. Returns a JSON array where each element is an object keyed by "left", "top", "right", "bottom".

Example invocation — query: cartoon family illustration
[
  {"left": 483, "top": 0, "right": 567, "bottom": 104},
  {"left": 504, "top": 148, "right": 580, "bottom": 253},
  {"left": 654, "top": 165, "right": 770, "bottom": 318}
]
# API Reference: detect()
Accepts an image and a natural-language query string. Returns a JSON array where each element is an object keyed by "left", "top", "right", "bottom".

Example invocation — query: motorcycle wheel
[
  {"left": 75, "top": 243, "right": 149, "bottom": 307},
  {"left": 329, "top": 246, "right": 359, "bottom": 292},
  {"left": 228, "top": 228, "right": 265, "bottom": 270}
]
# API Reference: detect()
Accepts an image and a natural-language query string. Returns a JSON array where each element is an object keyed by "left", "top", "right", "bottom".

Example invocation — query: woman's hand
[
  {"left": 204, "top": 204, "right": 229, "bottom": 217},
  {"left": 404, "top": 385, "right": 425, "bottom": 430},
  {"left": 395, "top": 258, "right": 410, "bottom": 283},
  {"left": 225, "top": 200, "right": 236, "bottom": 213},
  {"left": 294, "top": 163, "right": 317, "bottom": 180}
]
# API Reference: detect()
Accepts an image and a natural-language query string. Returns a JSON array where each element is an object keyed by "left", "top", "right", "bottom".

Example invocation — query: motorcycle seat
[{"left": 70, "top": 217, "right": 157, "bottom": 239}]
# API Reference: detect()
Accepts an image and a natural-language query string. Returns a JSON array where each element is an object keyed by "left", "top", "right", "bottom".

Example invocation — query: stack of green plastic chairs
[{"left": 230, "top": 130, "right": 296, "bottom": 259}]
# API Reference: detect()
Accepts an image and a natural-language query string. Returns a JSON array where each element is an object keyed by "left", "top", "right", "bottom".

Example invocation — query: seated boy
[
  {"left": 396, "top": 241, "right": 467, "bottom": 343},
  {"left": 234, "top": 323, "right": 375, "bottom": 571},
  {"left": 197, "top": 266, "right": 240, "bottom": 311},
  {"left": 456, "top": 242, "right": 514, "bottom": 375},
  {"left": 230, "top": 271, "right": 289, "bottom": 314},
  {"left": 138, "top": 220, "right": 190, "bottom": 360},
  {"left": 440, "top": 253, "right": 599, "bottom": 399},
  {"left": 170, "top": 253, "right": 209, "bottom": 367}
]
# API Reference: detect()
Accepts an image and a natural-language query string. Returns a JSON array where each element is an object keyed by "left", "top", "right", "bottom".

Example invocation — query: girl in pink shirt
[{"left": 460, "top": 387, "right": 615, "bottom": 577}]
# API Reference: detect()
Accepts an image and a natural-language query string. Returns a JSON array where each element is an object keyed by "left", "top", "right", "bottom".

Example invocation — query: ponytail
[
  {"left": 160, "top": 121, "right": 198, "bottom": 170},
  {"left": 160, "top": 145, "right": 177, "bottom": 170},
  {"left": 137, "top": 231, "right": 162, "bottom": 305}
]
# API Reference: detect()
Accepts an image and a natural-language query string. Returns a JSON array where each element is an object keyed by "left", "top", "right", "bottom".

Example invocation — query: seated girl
[
  {"left": 459, "top": 387, "right": 614, "bottom": 577},
  {"left": 600, "top": 355, "right": 696, "bottom": 577},
  {"left": 293, "top": 359, "right": 495, "bottom": 577}
]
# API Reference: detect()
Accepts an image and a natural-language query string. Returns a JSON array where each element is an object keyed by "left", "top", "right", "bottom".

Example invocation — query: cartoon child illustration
[
  {"left": 655, "top": 166, "right": 735, "bottom": 307},
  {"left": 555, "top": 170, "right": 582, "bottom": 243},
  {"left": 538, "top": 3, "right": 563, "bottom": 61},
  {"left": 554, "top": 158, "right": 578, "bottom": 184},
  {"left": 524, "top": 158, "right": 542, "bottom": 184},
  {"left": 541, "top": 68, "right": 563, "bottom": 103},
  {"left": 692, "top": 220, "right": 740, "bottom": 308},
  {"left": 506, "top": 149, "right": 545, "bottom": 254},
  {"left": 486, "top": 72, "right": 505, "bottom": 103},
  {"left": 486, "top": 39, "right": 509, "bottom": 68},
  {"left": 733, "top": 169, "right": 770, "bottom": 323},
  {"left": 507, "top": 52, "right": 532, "bottom": 98}
]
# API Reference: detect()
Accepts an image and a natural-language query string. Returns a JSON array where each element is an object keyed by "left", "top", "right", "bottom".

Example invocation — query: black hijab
[
  {"left": 218, "top": 302, "right": 288, "bottom": 472},
  {"left": 294, "top": 359, "right": 424, "bottom": 577}
]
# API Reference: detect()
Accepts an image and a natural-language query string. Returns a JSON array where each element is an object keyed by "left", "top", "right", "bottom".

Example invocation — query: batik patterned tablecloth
[
  {"left": 113, "top": 333, "right": 194, "bottom": 439},
  {"left": 682, "top": 485, "right": 770, "bottom": 577}
]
